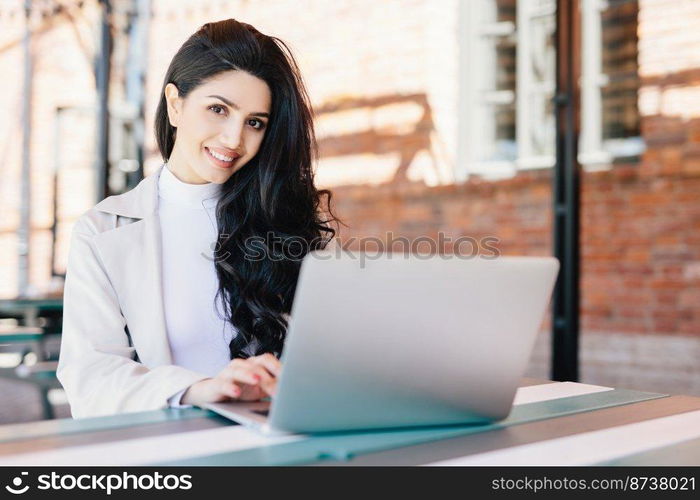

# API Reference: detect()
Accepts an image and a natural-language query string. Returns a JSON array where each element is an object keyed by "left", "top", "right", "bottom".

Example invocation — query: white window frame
[
  {"left": 458, "top": 0, "right": 645, "bottom": 181},
  {"left": 580, "top": 0, "right": 645, "bottom": 168},
  {"left": 457, "top": 0, "right": 519, "bottom": 181},
  {"left": 516, "top": 0, "right": 557, "bottom": 170}
]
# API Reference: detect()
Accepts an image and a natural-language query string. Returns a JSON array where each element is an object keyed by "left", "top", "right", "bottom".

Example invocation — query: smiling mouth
[{"left": 205, "top": 147, "right": 239, "bottom": 169}]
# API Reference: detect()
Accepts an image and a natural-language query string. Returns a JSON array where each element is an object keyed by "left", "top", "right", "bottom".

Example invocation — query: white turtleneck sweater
[{"left": 158, "top": 165, "right": 237, "bottom": 406}]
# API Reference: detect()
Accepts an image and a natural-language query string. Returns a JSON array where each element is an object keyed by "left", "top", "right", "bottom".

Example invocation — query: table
[
  {"left": 0, "top": 326, "right": 45, "bottom": 353},
  {"left": 0, "top": 325, "right": 61, "bottom": 419},
  {"left": 0, "top": 297, "right": 63, "bottom": 329},
  {"left": 0, "top": 378, "right": 698, "bottom": 466}
]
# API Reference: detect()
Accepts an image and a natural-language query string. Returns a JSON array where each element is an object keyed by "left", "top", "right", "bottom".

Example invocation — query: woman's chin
[
  {"left": 191, "top": 163, "right": 225, "bottom": 184},
  {"left": 208, "top": 167, "right": 238, "bottom": 184}
]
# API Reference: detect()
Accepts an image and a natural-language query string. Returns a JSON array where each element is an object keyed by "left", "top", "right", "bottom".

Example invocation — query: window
[
  {"left": 459, "top": 0, "right": 519, "bottom": 178},
  {"left": 458, "top": 0, "right": 642, "bottom": 180},
  {"left": 581, "top": 0, "right": 643, "bottom": 165}
]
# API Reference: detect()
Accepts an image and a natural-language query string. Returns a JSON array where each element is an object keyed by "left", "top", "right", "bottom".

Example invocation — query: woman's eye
[
  {"left": 248, "top": 118, "right": 266, "bottom": 130},
  {"left": 209, "top": 105, "right": 226, "bottom": 115}
]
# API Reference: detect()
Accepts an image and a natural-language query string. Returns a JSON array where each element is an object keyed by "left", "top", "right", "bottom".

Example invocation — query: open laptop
[{"left": 204, "top": 250, "right": 559, "bottom": 435}]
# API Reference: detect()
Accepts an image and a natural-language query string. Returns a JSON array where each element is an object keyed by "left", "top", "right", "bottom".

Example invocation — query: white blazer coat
[{"left": 57, "top": 164, "right": 212, "bottom": 418}]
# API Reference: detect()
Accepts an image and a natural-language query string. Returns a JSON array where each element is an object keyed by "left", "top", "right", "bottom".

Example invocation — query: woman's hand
[{"left": 181, "top": 353, "right": 281, "bottom": 407}]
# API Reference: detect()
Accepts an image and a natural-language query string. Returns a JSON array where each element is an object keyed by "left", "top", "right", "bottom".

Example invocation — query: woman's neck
[
  {"left": 167, "top": 149, "right": 208, "bottom": 184},
  {"left": 159, "top": 163, "right": 221, "bottom": 208}
]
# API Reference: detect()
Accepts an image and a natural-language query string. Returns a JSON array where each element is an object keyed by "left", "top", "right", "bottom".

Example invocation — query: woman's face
[{"left": 164, "top": 70, "right": 272, "bottom": 184}]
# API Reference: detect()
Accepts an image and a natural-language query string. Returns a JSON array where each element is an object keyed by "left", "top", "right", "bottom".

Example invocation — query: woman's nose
[{"left": 220, "top": 120, "right": 245, "bottom": 150}]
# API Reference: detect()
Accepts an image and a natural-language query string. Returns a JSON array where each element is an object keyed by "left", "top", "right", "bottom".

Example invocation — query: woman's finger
[
  {"left": 218, "top": 379, "right": 241, "bottom": 399},
  {"left": 220, "top": 364, "right": 260, "bottom": 386},
  {"left": 243, "top": 363, "right": 276, "bottom": 396},
  {"left": 226, "top": 358, "right": 247, "bottom": 370},
  {"left": 249, "top": 354, "right": 282, "bottom": 377},
  {"left": 217, "top": 358, "right": 278, "bottom": 397},
  {"left": 225, "top": 362, "right": 276, "bottom": 395}
]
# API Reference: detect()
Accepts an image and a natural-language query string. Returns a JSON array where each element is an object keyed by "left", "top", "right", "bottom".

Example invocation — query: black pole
[
  {"left": 51, "top": 107, "right": 63, "bottom": 278},
  {"left": 95, "top": 0, "right": 112, "bottom": 201},
  {"left": 552, "top": 0, "right": 581, "bottom": 381}
]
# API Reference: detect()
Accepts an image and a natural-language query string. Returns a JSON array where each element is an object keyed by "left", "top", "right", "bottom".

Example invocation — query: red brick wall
[
  {"left": 582, "top": 164, "right": 700, "bottom": 335},
  {"left": 331, "top": 161, "right": 700, "bottom": 337}
]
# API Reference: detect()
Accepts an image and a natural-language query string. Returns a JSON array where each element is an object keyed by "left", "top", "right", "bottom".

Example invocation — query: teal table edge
[
  {"left": 0, "top": 334, "right": 45, "bottom": 342},
  {"left": 0, "top": 299, "right": 63, "bottom": 309},
  {"left": 152, "top": 389, "right": 668, "bottom": 466},
  {"left": 0, "top": 407, "right": 221, "bottom": 444}
]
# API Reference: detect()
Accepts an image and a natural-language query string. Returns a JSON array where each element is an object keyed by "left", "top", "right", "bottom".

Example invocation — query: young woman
[{"left": 57, "top": 19, "right": 337, "bottom": 418}]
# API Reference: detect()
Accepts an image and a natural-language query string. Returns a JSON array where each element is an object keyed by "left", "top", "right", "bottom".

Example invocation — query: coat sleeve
[{"left": 57, "top": 216, "right": 210, "bottom": 418}]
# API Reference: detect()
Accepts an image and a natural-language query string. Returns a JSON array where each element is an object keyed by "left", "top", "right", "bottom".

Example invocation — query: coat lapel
[{"left": 92, "top": 165, "right": 173, "bottom": 367}]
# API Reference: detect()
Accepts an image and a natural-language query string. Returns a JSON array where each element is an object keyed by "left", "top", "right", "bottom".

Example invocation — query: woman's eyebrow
[{"left": 206, "top": 95, "right": 270, "bottom": 118}]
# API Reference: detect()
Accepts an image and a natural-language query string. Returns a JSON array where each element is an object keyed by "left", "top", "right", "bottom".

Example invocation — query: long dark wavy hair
[{"left": 154, "top": 19, "right": 339, "bottom": 359}]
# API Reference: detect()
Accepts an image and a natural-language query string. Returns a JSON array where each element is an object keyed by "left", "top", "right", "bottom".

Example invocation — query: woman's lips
[{"left": 205, "top": 147, "right": 238, "bottom": 169}]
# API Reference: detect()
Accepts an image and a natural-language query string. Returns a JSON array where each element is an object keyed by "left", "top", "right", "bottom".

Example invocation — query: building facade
[{"left": 0, "top": 0, "right": 698, "bottom": 394}]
